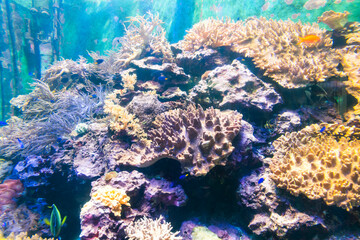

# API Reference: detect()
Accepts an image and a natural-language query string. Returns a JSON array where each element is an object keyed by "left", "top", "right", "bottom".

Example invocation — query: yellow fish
[{"left": 297, "top": 35, "right": 321, "bottom": 45}]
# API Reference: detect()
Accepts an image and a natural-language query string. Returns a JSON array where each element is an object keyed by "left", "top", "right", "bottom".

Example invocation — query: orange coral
[{"left": 91, "top": 185, "right": 130, "bottom": 216}]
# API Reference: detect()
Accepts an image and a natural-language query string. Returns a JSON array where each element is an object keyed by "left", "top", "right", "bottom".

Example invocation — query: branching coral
[
  {"left": 96, "top": 12, "right": 173, "bottom": 73},
  {"left": 91, "top": 185, "right": 130, "bottom": 217},
  {"left": 318, "top": 10, "right": 349, "bottom": 30},
  {"left": 125, "top": 216, "right": 182, "bottom": 240},
  {"left": 180, "top": 17, "right": 343, "bottom": 89},
  {"left": 269, "top": 123, "right": 360, "bottom": 211},
  {"left": 116, "top": 104, "right": 242, "bottom": 176},
  {"left": 104, "top": 90, "right": 148, "bottom": 143}
]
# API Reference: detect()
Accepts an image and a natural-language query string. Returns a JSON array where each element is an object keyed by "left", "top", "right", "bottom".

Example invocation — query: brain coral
[
  {"left": 91, "top": 185, "right": 130, "bottom": 216},
  {"left": 270, "top": 123, "right": 360, "bottom": 211},
  {"left": 116, "top": 104, "right": 242, "bottom": 176},
  {"left": 181, "top": 17, "right": 343, "bottom": 89}
]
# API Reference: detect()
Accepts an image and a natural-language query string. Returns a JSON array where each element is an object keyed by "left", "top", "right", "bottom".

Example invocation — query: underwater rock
[
  {"left": 179, "top": 220, "right": 249, "bottom": 240},
  {"left": 273, "top": 110, "right": 301, "bottom": 135},
  {"left": 14, "top": 155, "right": 54, "bottom": 188},
  {"left": 175, "top": 47, "right": 230, "bottom": 76},
  {"left": 80, "top": 170, "right": 187, "bottom": 239},
  {"left": 237, "top": 168, "right": 327, "bottom": 237},
  {"left": 160, "top": 87, "right": 187, "bottom": 101},
  {"left": 130, "top": 57, "right": 190, "bottom": 86},
  {"left": 73, "top": 123, "right": 110, "bottom": 179},
  {"left": 190, "top": 59, "right": 282, "bottom": 112},
  {"left": 126, "top": 94, "right": 169, "bottom": 128},
  {"left": 248, "top": 208, "right": 324, "bottom": 237}
]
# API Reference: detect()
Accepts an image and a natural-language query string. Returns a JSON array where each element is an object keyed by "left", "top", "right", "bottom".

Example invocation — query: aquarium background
[
  {"left": 1, "top": 0, "right": 360, "bottom": 120},
  {"left": 1, "top": 0, "right": 360, "bottom": 239}
]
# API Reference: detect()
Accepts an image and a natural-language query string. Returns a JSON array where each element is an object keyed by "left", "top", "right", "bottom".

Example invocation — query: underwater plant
[{"left": 0, "top": 81, "right": 106, "bottom": 159}]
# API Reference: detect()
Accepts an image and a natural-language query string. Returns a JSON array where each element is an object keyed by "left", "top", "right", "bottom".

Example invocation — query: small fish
[
  {"left": 0, "top": 121, "right": 8, "bottom": 126},
  {"left": 89, "top": 94, "right": 97, "bottom": 99},
  {"left": 236, "top": 56, "right": 246, "bottom": 62},
  {"left": 158, "top": 73, "right": 168, "bottom": 82},
  {"left": 297, "top": 35, "right": 321, "bottom": 45},
  {"left": 320, "top": 126, "right": 326, "bottom": 133},
  {"left": 45, "top": 204, "right": 67, "bottom": 238},
  {"left": 17, "top": 138, "right": 24, "bottom": 149},
  {"left": 94, "top": 59, "right": 104, "bottom": 65},
  {"left": 179, "top": 173, "right": 189, "bottom": 180},
  {"left": 258, "top": 178, "right": 265, "bottom": 184}
]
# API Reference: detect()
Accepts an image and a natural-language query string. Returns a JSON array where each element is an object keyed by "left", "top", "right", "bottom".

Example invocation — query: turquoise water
[{"left": 1, "top": 0, "right": 360, "bottom": 239}]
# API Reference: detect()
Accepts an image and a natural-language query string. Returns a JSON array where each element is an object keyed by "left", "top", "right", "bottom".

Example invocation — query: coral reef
[
  {"left": 91, "top": 185, "right": 130, "bottom": 217},
  {"left": 125, "top": 216, "right": 182, "bottom": 240},
  {"left": 190, "top": 59, "right": 282, "bottom": 111},
  {"left": 269, "top": 123, "right": 360, "bottom": 211},
  {"left": 318, "top": 11, "right": 350, "bottom": 30},
  {"left": 180, "top": 17, "right": 343, "bottom": 89},
  {"left": 116, "top": 104, "right": 242, "bottom": 176},
  {"left": 80, "top": 170, "right": 187, "bottom": 239}
]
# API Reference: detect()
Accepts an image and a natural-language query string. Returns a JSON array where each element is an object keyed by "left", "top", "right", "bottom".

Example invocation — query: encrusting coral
[
  {"left": 125, "top": 216, "right": 182, "bottom": 240},
  {"left": 91, "top": 185, "right": 130, "bottom": 217},
  {"left": 116, "top": 104, "right": 242, "bottom": 176},
  {"left": 269, "top": 122, "right": 360, "bottom": 211},
  {"left": 317, "top": 10, "right": 350, "bottom": 30},
  {"left": 180, "top": 17, "right": 343, "bottom": 89}
]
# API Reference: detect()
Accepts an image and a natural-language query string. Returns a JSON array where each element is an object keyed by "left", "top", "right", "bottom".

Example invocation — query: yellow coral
[
  {"left": 104, "top": 91, "right": 148, "bottom": 143},
  {"left": 122, "top": 72, "right": 137, "bottom": 91},
  {"left": 91, "top": 185, "right": 130, "bottom": 216},
  {"left": 0, "top": 231, "right": 54, "bottom": 240},
  {"left": 342, "top": 46, "right": 360, "bottom": 115},
  {"left": 317, "top": 10, "right": 349, "bottom": 30},
  {"left": 270, "top": 124, "right": 360, "bottom": 211},
  {"left": 181, "top": 17, "right": 343, "bottom": 89}
]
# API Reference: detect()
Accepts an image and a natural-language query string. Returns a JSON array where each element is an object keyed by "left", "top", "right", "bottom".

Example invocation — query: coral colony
[{"left": 1, "top": 10, "right": 360, "bottom": 239}]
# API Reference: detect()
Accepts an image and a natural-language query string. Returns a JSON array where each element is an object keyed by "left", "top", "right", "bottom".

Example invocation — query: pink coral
[{"left": 0, "top": 179, "right": 24, "bottom": 213}]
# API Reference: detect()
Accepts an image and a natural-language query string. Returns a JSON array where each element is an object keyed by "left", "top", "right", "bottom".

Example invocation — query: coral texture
[
  {"left": 317, "top": 10, "right": 349, "bottom": 30},
  {"left": 91, "top": 185, "right": 131, "bottom": 216},
  {"left": 116, "top": 105, "right": 242, "bottom": 176},
  {"left": 269, "top": 123, "right": 360, "bottom": 211},
  {"left": 191, "top": 59, "right": 282, "bottom": 111},
  {"left": 125, "top": 216, "right": 182, "bottom": 240},
  {"left": 180, "top": 17, "right": 343, "bottom": 89},
  {"left": 342, "top": 47, "right": 360, "bottom": 115}
]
